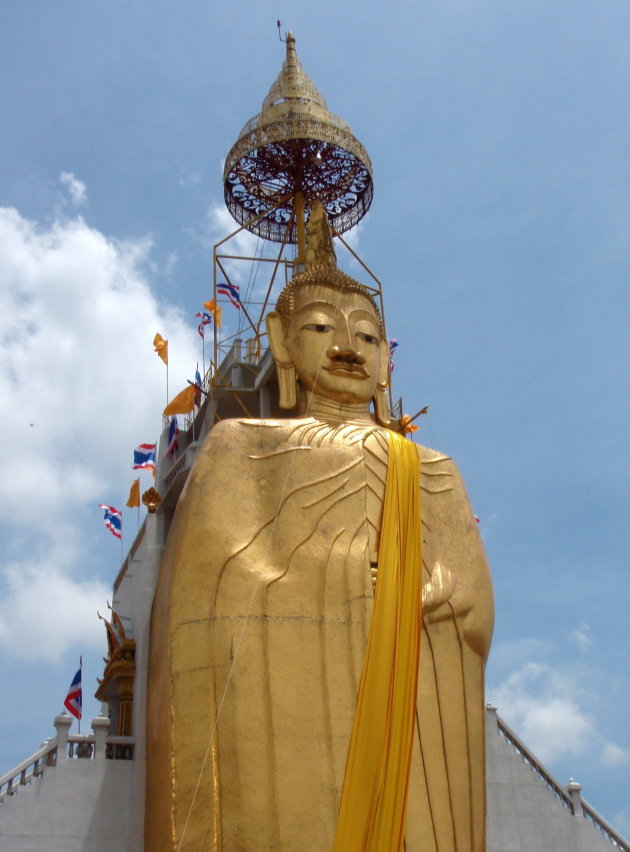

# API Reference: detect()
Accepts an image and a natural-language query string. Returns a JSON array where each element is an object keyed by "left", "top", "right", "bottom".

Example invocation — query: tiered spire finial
[{"left": 223, "top": 32, "right": 373, "bottom": 247}]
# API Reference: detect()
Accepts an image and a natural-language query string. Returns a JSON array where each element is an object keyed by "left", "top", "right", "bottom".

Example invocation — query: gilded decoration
[
  {"left": 142, "top": 486, "right": 162, "bottom": 513},
  {"left": 95, "top": 605, "right": 136, "bottom": 737},
  {"left": 223, "top": 32, "right": 373, "bottom": 243}
]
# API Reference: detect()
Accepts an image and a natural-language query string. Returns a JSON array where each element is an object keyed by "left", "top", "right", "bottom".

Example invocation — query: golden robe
[{"left": 146, "top": 418, "right": 494, "bottom": 851}]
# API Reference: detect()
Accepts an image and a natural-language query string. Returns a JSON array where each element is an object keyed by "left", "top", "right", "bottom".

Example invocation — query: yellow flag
[
  {"left": 203, "top": 299, "right": 222, "bottom": 328},
  {"left": 126, "top": 478, "right": 140, "bottom": 508},
  {"left": 153, "top": 333, "right": 168, "bottom": 365},
  {"left": 163, "top": 384, "right": 195, "bottom": 416}
]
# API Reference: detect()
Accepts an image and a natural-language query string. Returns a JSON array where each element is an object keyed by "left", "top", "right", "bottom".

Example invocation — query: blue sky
[{"left": 1, "top": 0, "right": 629, "bottom": 832}]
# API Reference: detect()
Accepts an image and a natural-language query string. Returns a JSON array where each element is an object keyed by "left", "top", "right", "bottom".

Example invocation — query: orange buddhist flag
[
  {"left": 163, "top": 384, "right": 195, "bottom": 416},
  {"left": 126, "top": 478, "right": 141, "bottom": 508},
  {"left": 153, "top": 333, "right": 168, "bottom": 365},
  {"left": 203, "top": 299, "right": 222, "bottom": 328},
  {"left": 399, "top": 414, "right": 419, "bottom": 436}
]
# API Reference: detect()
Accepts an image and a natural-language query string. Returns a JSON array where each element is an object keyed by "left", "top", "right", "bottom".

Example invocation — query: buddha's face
[{"left": 282, "top": 284, "right": 385, "bottom": 405}]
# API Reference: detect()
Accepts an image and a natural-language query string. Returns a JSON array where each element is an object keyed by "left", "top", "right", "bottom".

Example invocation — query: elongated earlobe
[
  {"left": 266, "top": 310, "right": 298, "bottom": 409},
  {"left": 374, "top": 339, "right": 391, "bottom": 426},
  {"left": 277, "top": 363, "right": 298, "bottom": 409},
  {"left": 374, "top": 381, "right": 391, "bottom": 427}
]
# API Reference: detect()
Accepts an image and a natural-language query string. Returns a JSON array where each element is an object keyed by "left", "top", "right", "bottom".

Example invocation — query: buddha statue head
[{"left": 266, "top": 264, "right": 391, "bottom": 426}]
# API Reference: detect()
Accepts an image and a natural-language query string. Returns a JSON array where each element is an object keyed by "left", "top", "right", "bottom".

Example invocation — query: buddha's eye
[
  {"left": 303, "top": 323, "right": 333, "bottom": 333},
  {"left": 357, "top": 332, "right": 378, "bottom": 345}
]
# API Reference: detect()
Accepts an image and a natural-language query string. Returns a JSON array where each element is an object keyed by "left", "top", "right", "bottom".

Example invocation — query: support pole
[{"left": 294, "top": 190, "right": 306, "bottom": 266}]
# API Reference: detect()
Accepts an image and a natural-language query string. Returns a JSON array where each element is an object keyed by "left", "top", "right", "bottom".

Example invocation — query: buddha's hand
[{"left": 421, "top": 561, "right": 454, "bottom": 613}]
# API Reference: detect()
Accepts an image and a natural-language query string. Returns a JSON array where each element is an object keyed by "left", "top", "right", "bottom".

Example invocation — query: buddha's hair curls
[{"left": 275, "top": 264, "right": 385, "bottom": 339}]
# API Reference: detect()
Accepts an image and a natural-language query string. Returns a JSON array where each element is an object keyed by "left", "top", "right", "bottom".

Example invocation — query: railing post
[
  {"left": 485, "top": 702, "right": 499, "bottom": 737},
  {"left": 567, "top": 778, "right": 583, "bottom": 816},
  {"left": 92, "top": 713, "right": 110, "bottom": 760},
  {"left": 54, "top": 712, "right": 73, "bottom": 761},
  {"left": 37, "top": 737, "right": 52, "bottom": 771}
]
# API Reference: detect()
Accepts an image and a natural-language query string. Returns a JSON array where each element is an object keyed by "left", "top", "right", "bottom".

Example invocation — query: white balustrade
[
  {"left": 489, "top": 706, "right": 630, "bottom": 851},
  {"left": 0, "top": 712, "right": 134, "bottom": 806}
]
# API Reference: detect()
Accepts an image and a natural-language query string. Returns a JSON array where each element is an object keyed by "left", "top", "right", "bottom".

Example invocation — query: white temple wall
[
  {"left": 486, "top": 706, "right": 622, "bottom": 852},
  {"left": 112, "top": 511, "right": 165, "bottom": 852},
  {"left": 0, "top": 758, "right": 133, "bottom": 852}
]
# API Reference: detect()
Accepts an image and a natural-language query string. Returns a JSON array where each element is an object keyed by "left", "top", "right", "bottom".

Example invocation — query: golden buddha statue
[{"left": 146, "top": 262, "right": 494, "bottom": 851}]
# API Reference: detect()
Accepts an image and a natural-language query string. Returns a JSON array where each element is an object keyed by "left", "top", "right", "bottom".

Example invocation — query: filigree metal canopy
[{"left": 223, "top": 32, "right": 373, "bottom": 243}]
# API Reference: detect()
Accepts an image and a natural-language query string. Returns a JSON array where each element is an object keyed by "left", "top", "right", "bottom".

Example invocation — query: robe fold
[{"left": 146, "top": 418, "right": 494, "bottom": 852}]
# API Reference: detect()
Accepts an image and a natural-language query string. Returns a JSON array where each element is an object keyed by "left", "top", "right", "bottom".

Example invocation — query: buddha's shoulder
[
  {"left": 418, "top": 444, "right": 452, "bottom": 466},
  {"left": 416, "top": 443, "right": 471, "bottom": 500},
  {"left": 199, "top": 421, "right": 460, "bottom": 468},
  {"left": 205, "top": 416, "right": 296, "bottom": 440},
  {"left": 195, "top": 417, "right": 308, "bottom": 461}
]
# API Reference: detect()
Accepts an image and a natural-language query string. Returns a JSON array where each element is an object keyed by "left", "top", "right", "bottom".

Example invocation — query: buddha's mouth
[{"left": 324, "top": 364, "right": 368, "bottom": 378}]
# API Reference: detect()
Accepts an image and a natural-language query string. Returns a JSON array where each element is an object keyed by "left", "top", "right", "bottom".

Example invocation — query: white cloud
[
  {"left": 59, "top": 171, "right": 87, "bottom": 206},
  {"left": 163, "top": 251, "right": 178, "bottom": 278},
  {"left": 490, "top": 661, "right": 594, "bottom": 763},
  {"left": 601, "top": 742, "right": 629, "bottom": 768},
  {"left": 178, "top": 171, "right": 201, "bottom": 187},
  {"left": 490, "top": 659, "right": 629, "bottom": 771},
  {"left": 571, "top": 621, "right": 593, "bottom": 651},
  {"left": 205, "top": 202, "right": 260, "bottom": 277},
  {"left": 0, "top": 557, "right": 108, "bottom": 663},
  {"left": 0, "top": 204, "right": 199, "bottom": 660},
  {"left": 0, "top": 207, "right": 198, "bottom": 521},
  {"left": 489, "top": 636, "right": 550, "bottom": 671}
]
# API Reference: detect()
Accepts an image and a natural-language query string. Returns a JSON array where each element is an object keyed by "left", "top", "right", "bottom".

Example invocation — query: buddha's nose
[{"left": 327, "top": 344, "right": 366, "bottom": 365}]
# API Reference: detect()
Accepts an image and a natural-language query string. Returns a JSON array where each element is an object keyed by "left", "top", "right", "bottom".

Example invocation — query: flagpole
[
  {"left": 193, "top": 363, "right": 198, "bottom": 443},
  {"left": 202, "top": 335, "right": 206, "bottom": 386}
]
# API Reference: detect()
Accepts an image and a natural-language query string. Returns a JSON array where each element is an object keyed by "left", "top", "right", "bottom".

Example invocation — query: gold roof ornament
[
  {"left": 142, "top": 486, "right": 162, "bottom": 514},
  {"left": 95, "top": 608, "right": 136, "bottom": 739},
  {"left": 223, "top": 31, "right": 373, "bottom": 248}
]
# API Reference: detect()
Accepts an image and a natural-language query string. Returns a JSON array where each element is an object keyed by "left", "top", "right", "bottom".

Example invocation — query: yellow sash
[{"left": 333, "top": 433, "right": 421, "bottom": 851}]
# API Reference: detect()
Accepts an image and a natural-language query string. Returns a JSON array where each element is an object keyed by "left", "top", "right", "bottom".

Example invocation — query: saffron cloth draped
[{"left": 334, "top": 432, "right": 422, "bottom": 851}]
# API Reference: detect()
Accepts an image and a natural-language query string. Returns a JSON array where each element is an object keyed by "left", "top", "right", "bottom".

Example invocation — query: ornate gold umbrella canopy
[{"left": 223, "top": 32, "right": 373, "bottom": 257}]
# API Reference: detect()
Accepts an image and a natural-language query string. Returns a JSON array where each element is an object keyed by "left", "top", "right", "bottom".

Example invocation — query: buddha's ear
[
  {"left": 266, "top": 311, "right": 298, "bottom": 410},
  {"left": 374, "top": 338, "right": 391, "bottom": 427},
  {"left": 266, "top": 311, "right": 291, "bottom": 365},
  {"left": 378, "top": 338, "right": 390, "bottom": 387}
]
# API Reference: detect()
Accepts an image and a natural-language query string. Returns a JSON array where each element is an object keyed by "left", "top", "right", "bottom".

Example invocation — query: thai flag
[
  {"left": 64, "top": 663, "right": 82, "bottom": 720},
  {"left": 98, "top": 504, "right": 122, "bottom": 539},
  {"left": 217, "top": 282, "right": 240, "bottom": 310},
  {"left": 195, "top": 311, "right": 212, "bottom": 337},
  {"left": 388, "top": 339, "right": 399, "bottom": 372},
  {"left": 167, "top": 416, "right": 179, "bottom": 456},
  {"left": 132, "top": 443, "right": 157, "bottom": 472}
]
